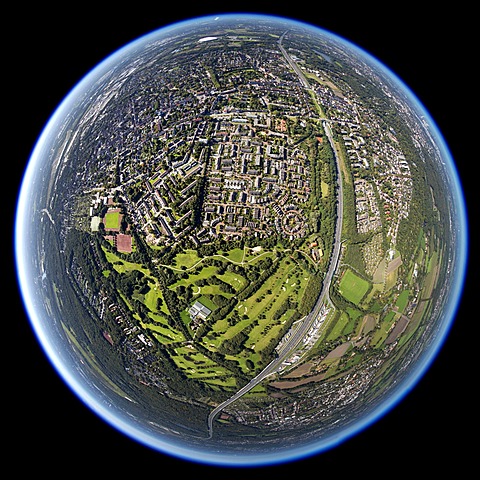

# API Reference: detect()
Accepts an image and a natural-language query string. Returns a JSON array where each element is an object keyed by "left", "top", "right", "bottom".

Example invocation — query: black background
[{"left": 9, "top": 2, "right": 475, "bottom": 476}]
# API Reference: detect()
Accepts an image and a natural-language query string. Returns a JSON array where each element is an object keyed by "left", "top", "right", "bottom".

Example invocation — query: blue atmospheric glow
[{"left": 15, "top": 12, "right": 468, "bottom": 467}]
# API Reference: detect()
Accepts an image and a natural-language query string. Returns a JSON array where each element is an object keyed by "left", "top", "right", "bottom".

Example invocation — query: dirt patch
[
  {"left": 386, "top": 255, "right": 402, "bottom": 274},
  {"left": 373, "top": 257, "right": 386, "bottom": 284},
  {"left": 324, "top": 341, "right": 351, "bottom": 360},
  {"left": 116, "top": 233, "right": 132, "bottom": 253},
  {"left": 386, "top": 315, "right": 410, "bottom": 344},
  {"left": 283, "top": 361, "right": 313, "bottom": 378},
  {"left": 270, "top": 372, "right": 326, "bottom": 390},
  {"left": 362, "top": 314, "right": 376, "bottom": 335}
]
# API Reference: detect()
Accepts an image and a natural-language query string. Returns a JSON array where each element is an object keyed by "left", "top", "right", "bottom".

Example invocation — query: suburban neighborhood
[{"left": 55, "top": 20, "right": 446, "bottom": 439}]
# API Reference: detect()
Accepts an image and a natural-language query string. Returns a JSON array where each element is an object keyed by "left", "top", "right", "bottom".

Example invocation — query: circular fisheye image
[{"left": 15, "top": 12, "right": 467, "bottom": 467}]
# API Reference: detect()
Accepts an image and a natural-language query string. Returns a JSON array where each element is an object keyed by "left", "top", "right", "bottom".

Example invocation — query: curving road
[{"left": 207, "top": 33, "right": 345, "bottom": 438}]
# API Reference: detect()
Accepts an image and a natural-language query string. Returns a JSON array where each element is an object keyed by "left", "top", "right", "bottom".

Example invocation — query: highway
[
  {"left": 207, "top": 32, "right": 345, "bottom": 438},
  {"left": 278, "top": 31, "right": 310, "bottom": 89}
]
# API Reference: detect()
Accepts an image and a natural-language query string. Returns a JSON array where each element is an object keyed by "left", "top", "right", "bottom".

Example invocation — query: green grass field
[
  {"left": 371, "top": 311, "right": 396, "bottom": 347},
  {"left": 103, "top": 248, "right": 149, "bottom": 274},
  {"left": 395, "top": 290, "right": 410, "bottom": 313},
  {"left": 142, "top": 318, "right": 184, "bottom": 343},
  {"left": 218, "top": 247, "right": 244, "bottom": 263},
  {"left": 321, "top": 180, "right": 329, "bottom": 197},
  {"left": 144, "top": 281, "right": 170, "bottom": 315},
  {"left": 339, "top": 269, "right": 370, "bottom": 305},
  {"left": 104, "top": 210, "right": 121, "bottom": 230},
  {"left": 174, "top": 250, "right": 201, "bottom": 269}
]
